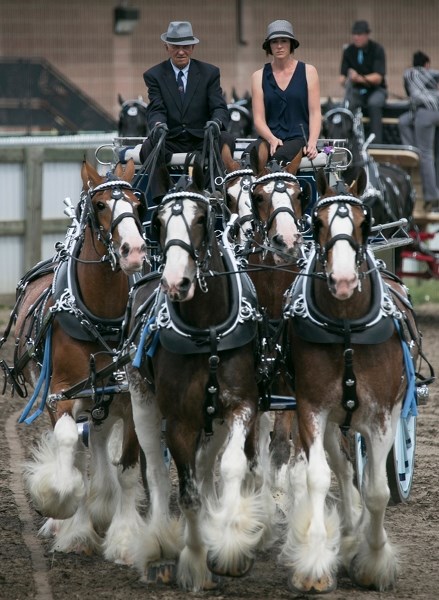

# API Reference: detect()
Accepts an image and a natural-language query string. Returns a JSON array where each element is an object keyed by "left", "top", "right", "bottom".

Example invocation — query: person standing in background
[
  {"left": 340, "top": 20, "right": 387, "bottom": 144},
  {"left": 399, "top": 51, "right": 439, "bottom": 212}
]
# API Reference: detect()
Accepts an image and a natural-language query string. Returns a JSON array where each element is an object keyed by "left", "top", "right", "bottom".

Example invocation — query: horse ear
[
  {"left": 316, "top": 168, "right": 330, "bottom": 197},
  {"left": 123, "top": 158, "right": 135, "bottom": 182},
  {"left": 286, "top": 149, "right": 303, "bottom": 175},
  {"left": 158, "top": 164, "right": 172, "bottom": 193},
  {"left": 81, "top": 161, "right": 101, "bottom": 190},
  {"left": 221, "top": 144, "right": 239, "bottom": 173},
  {"left": 347, "top": 167, "right": 367, "bottom": 197},
  {"left": 190, "top": 161, "right": 205, "bottom": 193},
  {"left": 118, "top": 93, "right": 124, "bottom": 106},
  {"left": 250, "top": 140, "right": 269, "bottom": 176}
]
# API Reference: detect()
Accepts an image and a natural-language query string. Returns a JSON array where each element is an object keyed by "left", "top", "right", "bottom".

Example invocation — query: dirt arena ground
[{"left": 0, "top": 303, "right": 437, "bottom": 600}]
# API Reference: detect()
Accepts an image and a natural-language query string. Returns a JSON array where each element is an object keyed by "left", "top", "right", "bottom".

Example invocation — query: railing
[{"left": 0, "top": 133, "right": 116, "bottom": 302}]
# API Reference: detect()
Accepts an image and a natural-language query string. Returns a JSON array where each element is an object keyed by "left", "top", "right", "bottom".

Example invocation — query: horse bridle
[
  {"left": 83, "top": 178, "right": 145, "bottom": 270},
  {"left": 153, "top": 190, "right": 214, "bottom": 289},
  {"left": 250, "top": 171, "right": 306, "bottom": 241},
  {"left": 312, "top": 194, "right": 371, "bottom": 269},
  {"left": 221, "top": 168, "right": 256, "bottom": 237}
]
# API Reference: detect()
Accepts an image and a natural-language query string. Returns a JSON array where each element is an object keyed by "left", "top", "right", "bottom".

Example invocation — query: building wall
[{"left": 0, "top": 0, "right": 438, "bottom": 124}]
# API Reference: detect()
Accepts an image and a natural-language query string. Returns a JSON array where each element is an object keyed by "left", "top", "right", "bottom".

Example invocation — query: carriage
[{"left": 0, "top": 124, "right": 434, "bottom": 594}]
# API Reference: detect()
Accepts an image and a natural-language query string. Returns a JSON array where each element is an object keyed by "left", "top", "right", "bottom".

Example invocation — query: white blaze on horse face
[
  {"left": 107, "top": 198, "right": 146, "bottom": 274},
  {"left": 268, "top": 183, "right": 301, "bottom": 261},
  {"left": 327, "top": 203, "right": 358, "bottom": 300},
  {"left": 160, "top": 200, "right": 198, "bottom": 301},
  {"left": 228, "top": 179, "right": 253, "bottom": 239}
]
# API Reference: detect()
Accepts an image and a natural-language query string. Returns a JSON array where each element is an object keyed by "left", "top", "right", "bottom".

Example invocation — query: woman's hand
[
  {"left": 269, "top": 137, "right": 283, "bottom": 156},
  {"left": 304, "top": 143, "right": 318, "bottom": 160}
]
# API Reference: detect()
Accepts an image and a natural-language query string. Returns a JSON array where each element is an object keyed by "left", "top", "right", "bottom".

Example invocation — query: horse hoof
[
  {"left": 206, "top": 551, "right": 254, "bottom": 578},
  {"left": 202, "top": 573, "right": 223, "bottom": 591},
  {"left": 287, "top": 570, "right": 337, "bottom": 596},
  {"left": 145, "top": 560, "right": 177, "bottom": 585}
]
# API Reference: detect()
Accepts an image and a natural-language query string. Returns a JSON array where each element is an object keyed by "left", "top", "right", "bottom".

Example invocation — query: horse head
[
  {"left": 81, "top": 159, "right": 147, "bottom": 275},
  {"left": 117, "top": 94, "right": 149, "bottom": 138},
  {"left": 249, "top": 142, "right": 309, "bottom": 264},
  {"left": 221, "top": 144, "right": 256, "bottom": 242},
  {"left": 152, "top": 162, "right": 214, "bottom": 302},
  {"left": 313, "top": 168, "right": 371, "bottom": 300}
]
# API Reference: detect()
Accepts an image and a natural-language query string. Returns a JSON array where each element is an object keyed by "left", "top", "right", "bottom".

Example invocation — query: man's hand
[
  {"left": 150, "top": 122, "right": 168, "bottom": 144},
  {"left": 204, "top": 119, "right": 221, "bottom": 138}
]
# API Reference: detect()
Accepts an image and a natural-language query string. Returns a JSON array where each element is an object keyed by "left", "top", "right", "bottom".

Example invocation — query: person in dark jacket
[
  {"left": 340, "top": 20, "right": 387, "bottom": 143},
  {"left": 139, "top": 21, "right": 234, "bottom": 202}
]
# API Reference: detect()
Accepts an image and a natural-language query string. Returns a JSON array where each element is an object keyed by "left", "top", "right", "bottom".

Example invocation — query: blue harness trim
[
  {"left": 132, "top": 317, "right": 158, "bottom": 367},
  {"left": 394, "top": 318, "right": 418, "bottom": 419},
  {"left": 18, "top": 327, "right": 52, "bottom": 424}
]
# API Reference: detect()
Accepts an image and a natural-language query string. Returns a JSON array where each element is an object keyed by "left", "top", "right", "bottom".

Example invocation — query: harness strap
[
  {"left": 204, "top": 326, "right": 220, "bottom": 435},
  {"left": 340, "top": 321, "right": 359, "bottom": 433}
]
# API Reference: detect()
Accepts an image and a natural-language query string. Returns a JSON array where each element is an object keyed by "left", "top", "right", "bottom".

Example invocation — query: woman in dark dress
[{"left": 248, "top": 19, "right": 321, "bottom": 163}]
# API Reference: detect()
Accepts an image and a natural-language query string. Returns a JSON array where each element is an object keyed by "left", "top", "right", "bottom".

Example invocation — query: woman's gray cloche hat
[
  {"left": 262, "top": 20, "right": 299, "bottom": 51},
  {"left": 161, "top": 21, "right": 200, "bottom": 45}
]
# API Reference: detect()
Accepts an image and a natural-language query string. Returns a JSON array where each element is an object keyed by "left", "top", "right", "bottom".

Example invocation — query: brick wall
[{"left": 0, "top": 0, "right": 438, "bottom": 122}]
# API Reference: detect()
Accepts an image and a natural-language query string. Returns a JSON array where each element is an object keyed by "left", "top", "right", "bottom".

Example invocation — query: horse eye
[
  {"left": 96, "top": 201, "right": 106, "bottom": 211},
  {"left": 196, "top": 215, "right": 206, "bottom": 225}
]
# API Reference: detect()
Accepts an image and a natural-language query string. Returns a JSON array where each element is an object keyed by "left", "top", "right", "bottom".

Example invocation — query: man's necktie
[
  {"left": 177, "top": 70, "right": 185, "bottom": 101},
  {"left": 357, "top": 49, "right": 364, "bottom": 65}
]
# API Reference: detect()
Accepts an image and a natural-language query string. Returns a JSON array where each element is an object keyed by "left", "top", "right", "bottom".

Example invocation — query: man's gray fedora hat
[
  {"left": 160, "top": 21, "right": 200, "bottom": 45},
  {"left": 262, "top": 20, "right": 300, "bottom": 51}
]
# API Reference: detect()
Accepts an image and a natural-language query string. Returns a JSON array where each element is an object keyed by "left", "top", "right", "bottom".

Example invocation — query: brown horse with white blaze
[
  {"left": 126, "top": 162, "right": 276, "bottom": 592},
  {"left": 5, "top": 159, "right": 148, "bottom": 563},
  {"left": 281, "top": 168, "right": 421, "bottom": 594}
]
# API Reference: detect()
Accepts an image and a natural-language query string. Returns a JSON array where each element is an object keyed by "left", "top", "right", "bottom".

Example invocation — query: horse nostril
[
  {"left": 120, "top": 242, "right": 130, "bottom": 258},
  {"left": 179, "top": 277, "right": 191, "bottom": 292},
  {"left": 271, "top": 234, "right": 285, "bottom": 248}
]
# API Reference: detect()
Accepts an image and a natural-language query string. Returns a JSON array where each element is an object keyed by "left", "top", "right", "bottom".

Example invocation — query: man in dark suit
[{"left": 139, "top": 21, "right": 234, "bottom": 202}]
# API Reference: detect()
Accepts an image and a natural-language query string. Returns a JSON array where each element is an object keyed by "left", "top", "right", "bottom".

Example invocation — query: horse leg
[
  {"left": 348, "top": 408, "right": 400, "bottom": 591},
  {"left": 100, "top": 399, "right": 149, "bottom": 566},
  {"left": 204, "top": 405, "right": 275, "bottom": 578},
  {"left": 270, "top": 411, "right": 294, "bottom": 488},
  {"left": 196, "top": 420, "right": 229, "bottom": 501},
  {"left": 23, "top": 401, "right": 85, "bottom": 520},
  {"left": 323, "top": 423, "right": 362, "bottom": 565},
  {"left": 127, "top": 366, "right": 182, "bottom": 583},
  {"left": 282, "top": 412, "right": 340, "bottom": 595}
]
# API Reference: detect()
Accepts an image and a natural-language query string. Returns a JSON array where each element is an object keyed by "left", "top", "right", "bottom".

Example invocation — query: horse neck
[
  {"left": 313, "top": 261, "right": 372, "bottom": 321},
  {"left": 248, "top": 232, "right": 298, "bottom": 319},
  {"left": 177, "top": 240, "right": 230, "bottom": 328},
  {"left": 75, "top": 226, "right": 129, "bottom": 318}
]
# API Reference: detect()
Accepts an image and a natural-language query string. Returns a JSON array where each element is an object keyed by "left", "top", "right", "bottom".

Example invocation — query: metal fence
[{"left": 0, "top": 133, "right": 116, "bottom": 302}]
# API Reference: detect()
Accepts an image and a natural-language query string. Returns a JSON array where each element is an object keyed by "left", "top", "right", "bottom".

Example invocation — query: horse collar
[{"left": 284, "top": 248, "right": 401, "bottom": 345}]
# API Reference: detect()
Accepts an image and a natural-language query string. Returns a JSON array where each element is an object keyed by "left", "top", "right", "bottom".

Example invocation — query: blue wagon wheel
[
  {"left": 386, "top": 413, "right": 417, "bottom": 504},
  {"left": 351, "top": 412, "right": 417, "bottom": 504}
]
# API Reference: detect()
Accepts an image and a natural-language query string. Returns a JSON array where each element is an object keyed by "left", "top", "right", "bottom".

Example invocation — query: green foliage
[{"left": 403, "top": 278, "right": 439, "bottom": 306}]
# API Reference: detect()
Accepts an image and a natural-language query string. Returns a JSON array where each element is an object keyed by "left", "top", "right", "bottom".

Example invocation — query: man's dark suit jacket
[{"left": 144, "top": 58, "right": 230, "bottom": 141}]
